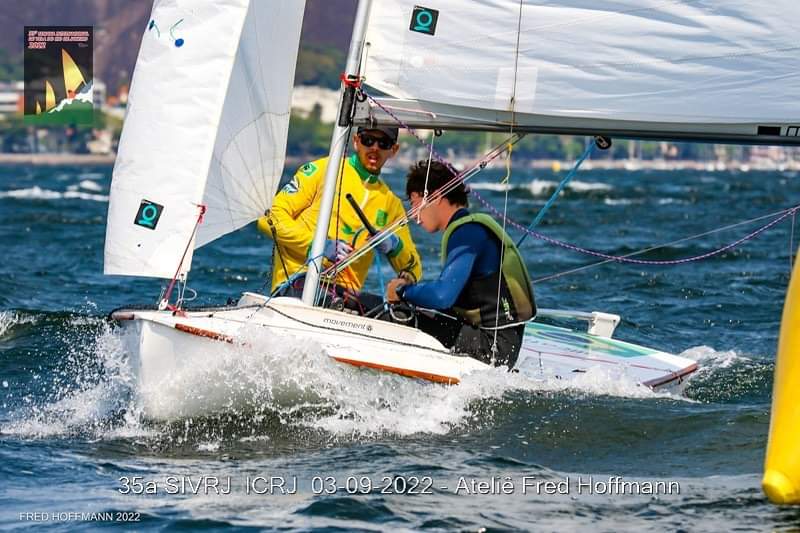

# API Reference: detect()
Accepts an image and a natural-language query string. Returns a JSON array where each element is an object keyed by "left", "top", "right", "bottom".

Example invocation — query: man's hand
[
  {"left": 323, "top": 239, "right": 353, "bottom": 262},
  {"left": 397, "top": 270, "right": 416, "bottom": 283},
  {"left": 386, "top": 277, "right": 409, "bottom": 303},
  {"left": 374, "top": 233, "right": 400, "bottom": 256}
]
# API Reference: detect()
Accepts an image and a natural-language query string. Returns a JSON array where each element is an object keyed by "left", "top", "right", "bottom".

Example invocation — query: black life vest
[{"left": 440, "top": 213, "right": 536, "bottom": 328}]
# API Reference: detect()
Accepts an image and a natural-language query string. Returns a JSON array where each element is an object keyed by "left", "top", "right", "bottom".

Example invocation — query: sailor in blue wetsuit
[{"left": 386, "top": 160, "right": 536, "bottom": 368}]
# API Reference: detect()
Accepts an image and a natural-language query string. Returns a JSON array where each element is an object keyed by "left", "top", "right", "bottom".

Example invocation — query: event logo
[
  {"left": 410, "top": 6, "right": 438, "bottom": 36},
  {"left": 134, "top": 200, "right": 164, "bottom": 230},
  {"left": 24, "top": 26, "right": 93, "bottom": 125}
]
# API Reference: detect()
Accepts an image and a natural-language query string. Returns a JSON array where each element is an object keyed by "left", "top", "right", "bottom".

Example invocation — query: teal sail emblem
[
  {"left": 134, "top": 199, "right": 163, "bottom": 230},
  {"left": 410, "top": 7, "right": 438, "bottom": 36}
]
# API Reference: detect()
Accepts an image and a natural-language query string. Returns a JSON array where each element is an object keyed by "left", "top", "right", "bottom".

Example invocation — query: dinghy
[{"left": 101, "top": 0, "right": 800, "bottom": 421}]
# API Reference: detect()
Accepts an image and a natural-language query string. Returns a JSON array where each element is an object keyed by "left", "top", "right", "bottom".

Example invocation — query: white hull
[{"left": 113, "top": 293, "right": 697, "bottom": 420}]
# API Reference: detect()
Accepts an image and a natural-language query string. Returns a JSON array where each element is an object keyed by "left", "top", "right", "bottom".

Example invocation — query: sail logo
[
  {"left": 410, "top": 6, "right": 438, "bottom": 35},
  {"left": 135, "top": 200, "right": 164, "bottom": 230}
]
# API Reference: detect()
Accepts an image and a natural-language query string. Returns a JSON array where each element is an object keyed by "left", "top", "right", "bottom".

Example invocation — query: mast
[{"left": 301, "top": 0, "right": 373, "bottom": 305}]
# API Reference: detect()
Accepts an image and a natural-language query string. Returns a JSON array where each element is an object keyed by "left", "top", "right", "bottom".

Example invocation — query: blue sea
[{"left": 1, "top": 158, "right": 799, "bottom": 530}]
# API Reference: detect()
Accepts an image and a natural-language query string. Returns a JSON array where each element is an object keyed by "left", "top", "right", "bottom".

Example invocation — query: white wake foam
[
  {"left": 1, "top": 319, "right": 145, "bottom": 438},
  {"left": 3, "top": 320, "right": 686, "bottom": 441},
  {"left": 0, "top": 310, "right": 36, "bottom": 338}
]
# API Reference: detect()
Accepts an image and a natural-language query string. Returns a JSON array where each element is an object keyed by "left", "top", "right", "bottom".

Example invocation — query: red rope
[{"left": 161, "top": 204, "right": 207, "bottom": 313}]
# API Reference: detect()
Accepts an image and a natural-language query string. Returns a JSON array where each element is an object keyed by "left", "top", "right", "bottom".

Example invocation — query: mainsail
[
  {"left": 359, "top": 1, "right": 800, "bottom": 143},
  {"left": 104, "top": 0, "right": 305, "bottom": 278}
]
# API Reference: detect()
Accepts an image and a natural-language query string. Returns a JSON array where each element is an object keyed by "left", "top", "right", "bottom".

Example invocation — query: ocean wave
[
  {"left": 0, "top": 310, "right": 37, "bottom": 339},
  {"left": 1, "top": 320, "right": 143, "bottom": 439},
  {"left": 0, "top": 186, "right": 109, "bottom": 202},
  {"left": 603, "top": 198, "right": 635, "bottom": 206},
  {"left": 470, "top": 179, "right": 613, "bottom": 197},
  {"left": 66, "top": 180, "right": 104, "bottom": 192},
  {"left": 678, "top": 345, "right": 771, "bottom": 403}
]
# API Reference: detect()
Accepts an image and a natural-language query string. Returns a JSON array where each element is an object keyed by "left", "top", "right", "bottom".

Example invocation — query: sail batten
[{"left": 104, "top": 0, "right": 305, "bottom": 279}]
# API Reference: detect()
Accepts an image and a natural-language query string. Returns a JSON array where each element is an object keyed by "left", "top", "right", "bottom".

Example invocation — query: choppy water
[{"left": 2, "top": 158, "right": 800, "bottom": 530}]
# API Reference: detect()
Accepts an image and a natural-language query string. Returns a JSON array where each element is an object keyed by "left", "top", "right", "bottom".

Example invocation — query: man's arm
[
  {"left": 384, "top": 197, "right": 423, "bottom": 282},
  {"left": 401, "top": 226, "right": 481, "bottom": 309},
  {"left": 256, "top": 166, "right": 321, "bottom": 262}
]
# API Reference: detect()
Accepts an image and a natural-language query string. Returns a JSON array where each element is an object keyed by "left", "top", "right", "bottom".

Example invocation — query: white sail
[
  {"left": 104, "top": 0, "right": 305, "bottom": 278},
  {"left": 362, "top": 1, "right": 800, "bottom": 141}
]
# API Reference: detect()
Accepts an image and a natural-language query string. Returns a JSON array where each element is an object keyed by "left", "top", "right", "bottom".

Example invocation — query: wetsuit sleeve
[
  {"left": 384, "top": 196, "right": 423, "bottom": 282},
  {"left": 257, "top": 166, "right": 321, "bottom": 262},
  {"left": 401, "top": 226, "right": 478, "bottom": 309}
]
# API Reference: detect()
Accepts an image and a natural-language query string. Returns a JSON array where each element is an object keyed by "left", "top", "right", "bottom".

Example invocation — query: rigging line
[
  {"left": 323, "top": 124, "right": 354, "bottom": 308},
  {"left": 327, "top": 91, "right": 523, "bottom": 278},
  {"left": 160, "top": 204, "right": 207, "bottom": 309},
  {"left": 533, "top": 205, "right": 800, "bottom": 283},
  {"left": 322, "top": 136, "right": 522, "bottom": 277},
  {"left": 492, "top": 0, "right": 524, "bottom": 358},
  {"left": 471, "top": 191, "right": 800, "bottom": 269},
  {"left": 516, "top": 139, "right": 595, "bottom": 247},
  {"left": 421, "top": 130, "right": 435, "bottom": 220},
  {"left": 323, "top": 138, "right": 514, "bottom": 270},
  {"left": 791, "top": 210, "right": 797, "bottom": 273},
  {"left": 325, "top": 135, "right": 524, "bottom": 276}
]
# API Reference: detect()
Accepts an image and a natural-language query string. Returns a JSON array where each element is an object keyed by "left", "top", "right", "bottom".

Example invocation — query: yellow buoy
[{"left": 763, "top": 256, "right": 800, "bottom": 504}]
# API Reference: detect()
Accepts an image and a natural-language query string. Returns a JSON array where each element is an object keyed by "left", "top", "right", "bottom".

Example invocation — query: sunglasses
[{"left": 358, "top": 134, "right": 395, "bottom": 150}]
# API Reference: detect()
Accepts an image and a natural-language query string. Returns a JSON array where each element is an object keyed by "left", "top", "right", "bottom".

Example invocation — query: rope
[
  {"left": 516, "top": 140, "right": 595, "bottom": 246},
  {"left": 160, "top": 203, "right": 206, "bottom": 311},
  {"left": 374, "top": 250, "right": 388, "bottom": 304},
  {"left": 790, "top": 210, "right": 797, "bottom": 273},
  {"left": 471, "top": 192, "right": 800, "bottom": 267},
  {"left": 361, "top": 89, "right": 796, "bottom": 279},
  {"left": 489, "top": 0, "right": 524, "bottom": 362},
  {"left": 421, "top": 130, "right": 435, "bottom": 219},
  {"left": 320, "top": 130, "right": 523, "bottom": 277}
]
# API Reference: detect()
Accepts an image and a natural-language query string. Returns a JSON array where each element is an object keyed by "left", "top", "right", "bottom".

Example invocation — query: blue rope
[
  {"left": 373, "top": 250, "right": 388, "bottom": 304},
  {"left": 516, "top": 140, "right": 596, "bottom": 247}
]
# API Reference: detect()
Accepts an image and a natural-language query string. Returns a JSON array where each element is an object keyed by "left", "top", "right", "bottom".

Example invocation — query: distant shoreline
[
  {"left": 1, "top": 152, "right": 796, "bottom": 172},
  {"left": 0, "top": 153, "right": 116, "bottom": 165}
]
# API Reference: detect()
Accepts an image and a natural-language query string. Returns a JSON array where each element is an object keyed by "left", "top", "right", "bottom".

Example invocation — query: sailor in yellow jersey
[{"left": 258, "top": 127, "right": 422, "bottom": 302}]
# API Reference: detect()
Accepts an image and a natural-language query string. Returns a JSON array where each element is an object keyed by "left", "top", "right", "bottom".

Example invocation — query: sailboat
[{"left": 106, "top": 0, "right": 800, "bottom": 422}]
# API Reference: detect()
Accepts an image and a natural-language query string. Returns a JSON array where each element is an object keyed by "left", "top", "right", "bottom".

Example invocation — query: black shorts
[{"left": 414, "top": 310, "right": 524, "bottom": 369}]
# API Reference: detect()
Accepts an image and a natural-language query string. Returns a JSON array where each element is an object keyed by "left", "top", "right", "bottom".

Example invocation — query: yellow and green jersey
[{"left": 258, "top": 154, "right": 422, "bottom": 292}]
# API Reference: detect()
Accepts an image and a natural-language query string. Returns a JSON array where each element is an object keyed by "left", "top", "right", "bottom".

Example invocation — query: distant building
[
  {"left": 92, "top": 79, "right": 106, "bottom": 112},
  {"left": 0, "top": 81, "right": 24, "bottom": 117},
  {"left": 291, "top": 85, "right": 339, "bottom": 123}
]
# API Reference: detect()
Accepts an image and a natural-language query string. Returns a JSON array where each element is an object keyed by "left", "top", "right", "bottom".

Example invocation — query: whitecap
[
  {"left": 568, "top": 180, "right": 613, "bottom": 193},
  {"left": 470, "top": 181, "right": 513, "bottom": 192},
  {"left": 0, "top": 310, "right": 36, "bottom": 338},
  {"left": 78, "top": 180, "right": 104, "bottom": 192},
  {"left": 0, "top": 186, "right": 108, "bottom": 202},
  {"left": 603, "top": 198, "right": 634, "bottom": 206}
]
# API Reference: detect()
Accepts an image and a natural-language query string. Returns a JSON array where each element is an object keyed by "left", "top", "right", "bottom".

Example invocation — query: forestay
[
  {"left": 104, "top": 0, "right": 304, "bottom": 279},
  {"left": 362, "top": 1, "right": 800, "bottom": 141}
]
